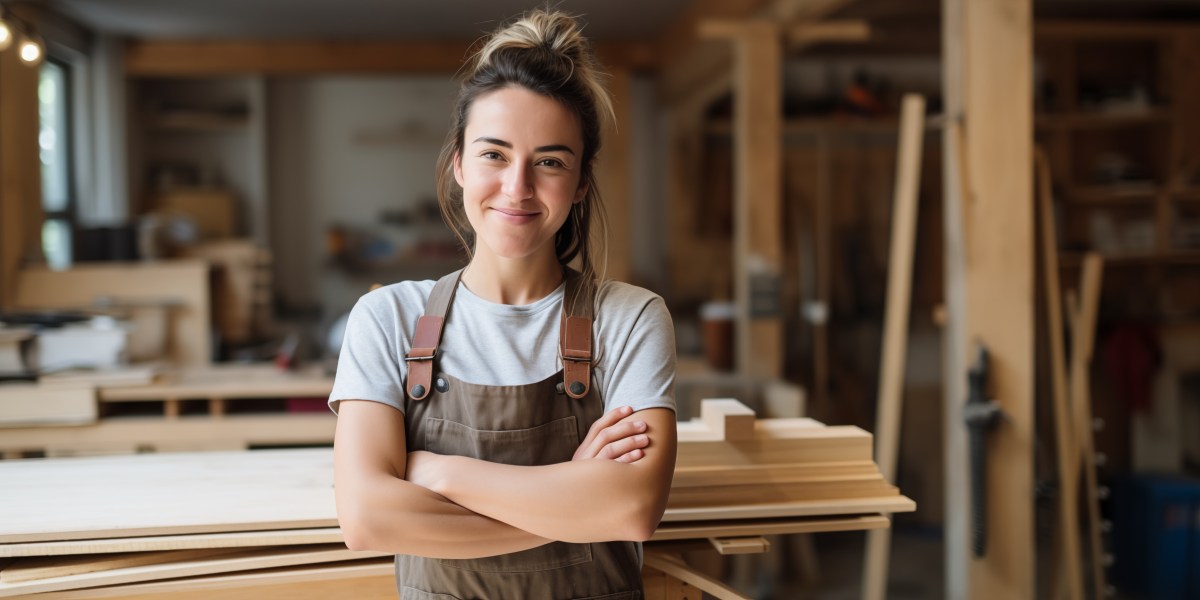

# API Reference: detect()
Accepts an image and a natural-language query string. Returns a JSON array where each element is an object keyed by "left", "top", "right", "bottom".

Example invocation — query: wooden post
[
  {"left": 0, "top": 22, "right": 44, "bottom": 309},
  {"left": 942, "top": 0, "right": 1035, "bottom": 598},
  {"left": 700, "top": 20, "right": 784, "bottom": 378},
  {"left": 863, "top": 94, "right": 926, "bottom": 600},
  {"left": 595, "top": 66, "right": 633, "bottom": 283}
]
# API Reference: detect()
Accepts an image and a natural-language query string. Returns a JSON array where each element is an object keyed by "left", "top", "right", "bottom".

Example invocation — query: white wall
[{"left": 268, "top": 76, "right": 459, "bottom": 320}]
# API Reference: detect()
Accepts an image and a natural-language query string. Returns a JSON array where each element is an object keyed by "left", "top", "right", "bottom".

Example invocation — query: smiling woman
[{"left": 328, "top": 8, "right": 677, "bottom": 600}]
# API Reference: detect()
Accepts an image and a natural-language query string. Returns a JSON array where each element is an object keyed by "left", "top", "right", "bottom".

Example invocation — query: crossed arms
[{"left": 333, "top": 400, "right": 677, "bottom": 558}]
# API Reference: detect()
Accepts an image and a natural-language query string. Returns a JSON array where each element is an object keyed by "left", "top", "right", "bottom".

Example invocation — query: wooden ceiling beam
[
  {"left": 659, "top": 0, "right": 861, "bottom": 109},
  {"left": 123, "top": 40, "right": 658, "bottom": 76}
]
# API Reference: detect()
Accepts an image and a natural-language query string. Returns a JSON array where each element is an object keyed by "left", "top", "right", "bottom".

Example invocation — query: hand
[
  {"left": 405, "top": 450, "right": 445, "bottom": 494},
  {"left": 573, "top": 406, "right": 649, "bottom": 463}
]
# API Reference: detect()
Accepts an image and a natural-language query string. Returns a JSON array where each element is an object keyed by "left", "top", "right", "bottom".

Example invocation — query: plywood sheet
[
  {"left": 0, "top": 528, "right": 343, "bottom": 558},
  {"left": 0, "top": 449, "right": 337, "bottom": 544}
]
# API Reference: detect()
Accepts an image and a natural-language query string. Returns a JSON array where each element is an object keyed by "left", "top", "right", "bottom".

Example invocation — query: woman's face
[{"left": 454, "top": 86, "right": 586, "bottom": 262}]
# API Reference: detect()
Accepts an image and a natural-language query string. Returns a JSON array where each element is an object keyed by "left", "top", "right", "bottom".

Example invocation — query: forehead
[{"left": 464, "top": 86, "right": 583, "bottom": 148}]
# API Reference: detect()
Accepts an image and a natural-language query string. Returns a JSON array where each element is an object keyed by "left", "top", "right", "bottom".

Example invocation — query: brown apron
[{"left": 396, "top": 269, "right": 644, "bottom": 600}]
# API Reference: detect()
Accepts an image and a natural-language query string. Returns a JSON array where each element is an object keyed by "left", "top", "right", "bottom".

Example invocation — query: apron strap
[
  {"left": 406, "top": 269, "right": 464, "bottom": 401},
  {"left": 560, "top": 269, "right": 596, "bottom": 399}
]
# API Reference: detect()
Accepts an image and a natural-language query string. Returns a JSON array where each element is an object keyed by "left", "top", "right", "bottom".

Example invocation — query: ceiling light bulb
[
  {"left": 19, "top": 37, "right": 41, "bottom": 65},
  {"left": 0, "top": 20, "right": 12, "bottom": 51}
]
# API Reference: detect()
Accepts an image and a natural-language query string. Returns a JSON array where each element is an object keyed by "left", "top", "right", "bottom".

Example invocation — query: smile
[{"left": 491, "top": 207, "right": 540, "bottom": 223}]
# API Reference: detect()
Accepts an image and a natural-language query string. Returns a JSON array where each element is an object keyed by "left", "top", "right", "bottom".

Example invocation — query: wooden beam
[
  {"left": 703, "top": 21, "right": 784, "bottom": 378},
  {"left": 659, "top": 0, "right": 856, "bottom": 108},
  {"left": 942, "top": 1, "right": 1034, "bottom": 599},
  {"left": 787, "top": 20, "right": 871, "bottom": 46},
  {"left": 0, "top": 22, "right": 44, "bottom": 310},
  {"left": 124, "top": 40, "right": 657, "bottom": 76},
  {"left": 595, "top": 66, "right": 634, "bottom": 283},
  {"left": 1068, "top": 254, "right": 1106, "bottom": 600},
  {"left": 863, "top": 94, "right": 926, "bottom": 600}
]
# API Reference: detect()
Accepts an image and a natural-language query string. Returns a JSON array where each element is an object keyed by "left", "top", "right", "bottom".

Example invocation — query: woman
[{"left": 329, "top": 9, "right": 677, "bottom": 599}]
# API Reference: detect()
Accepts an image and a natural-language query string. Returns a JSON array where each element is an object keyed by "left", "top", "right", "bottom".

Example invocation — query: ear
[
  {"left": 453, "top": 152, "right": 465, "bottom": 187},
  {"left": 573, "top": 179, "right": 588, "bottom": 204}
]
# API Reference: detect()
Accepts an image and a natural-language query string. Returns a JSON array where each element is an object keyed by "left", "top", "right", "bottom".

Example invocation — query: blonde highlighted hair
[{"left": 436, "top": 9, "right": 614, "bottom": 286}]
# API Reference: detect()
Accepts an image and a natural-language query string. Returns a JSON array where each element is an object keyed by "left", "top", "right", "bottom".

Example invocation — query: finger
[
  {"left": 586, "top": 420, "right": 646, "bottom": 459},
  {"left": 614, "top": 448, "right": 644, "bottom": 463},
  {"left": 581, "top": 406, "right": 633, "bottom": 449},
  {"left": 599, "top": 433, "right": 649, "bottom": 460}
]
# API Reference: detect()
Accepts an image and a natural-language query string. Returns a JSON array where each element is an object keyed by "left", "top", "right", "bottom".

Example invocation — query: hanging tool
[{"left": 963, "top": 345, "right": 1001, "bottom": 557}]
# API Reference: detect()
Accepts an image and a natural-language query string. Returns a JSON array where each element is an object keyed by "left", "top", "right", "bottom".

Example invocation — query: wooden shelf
[
  {"left": 150, "top": 112, "right": 250, "bottom": 131},
  {"left": 1035, "top": 109, "right": 1171, "bottom": 131},
  {"left": 1063, "top": 183, "right": 1158, "bottom": 205},
  {"left": 1059, "top": 250, "right": 1200, "bottom": 268}
]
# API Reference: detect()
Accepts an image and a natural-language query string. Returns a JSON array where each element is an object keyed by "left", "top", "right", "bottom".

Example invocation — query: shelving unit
[
  {"left": 127, "top": 76, "right": 270, "bottom": 247},
  {"left": 1036, "top": 22, "right": 1200, "bottom": 318}
]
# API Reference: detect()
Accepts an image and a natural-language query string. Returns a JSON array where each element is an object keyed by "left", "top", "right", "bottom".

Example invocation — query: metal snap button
[
  {"left": 569, "top": 381, "right": 585, "bottom": 396},
  {"left": 410, "top": 384, "right": 426, "bottom": 398},
  {"left": 435, "top": 377, "right": 449, "bottom": 393},
  {"left": 555, "top": 382, "right": 565, "bottom": 395}
]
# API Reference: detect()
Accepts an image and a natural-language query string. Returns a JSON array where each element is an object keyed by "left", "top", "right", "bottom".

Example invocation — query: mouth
[{"left": 492, "top": 207, "right": 540, "bottom": 217}]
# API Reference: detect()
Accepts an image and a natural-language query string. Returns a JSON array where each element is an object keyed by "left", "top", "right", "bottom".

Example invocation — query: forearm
[
  {"left": 431, "top": 457, "right": 665, "bottom": 543},
  {"left": 340, "top": 472, "right": 552, "bottom": 558}
]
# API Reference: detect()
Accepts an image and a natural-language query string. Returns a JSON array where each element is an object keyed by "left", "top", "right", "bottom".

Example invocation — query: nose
[{"left": 501, "top": 163, "right": 533, "bottom": 200}]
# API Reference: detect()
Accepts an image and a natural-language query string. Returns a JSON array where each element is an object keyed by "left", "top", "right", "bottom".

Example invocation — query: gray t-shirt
[{"left": 328, "top": 277, "right": 676, "bottom": 416}]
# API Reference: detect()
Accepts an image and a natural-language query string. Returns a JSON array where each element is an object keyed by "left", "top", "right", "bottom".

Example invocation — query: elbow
[
  {"left": 620, "top": 496, "right": 667, "bottom": 542},
  {"left": 337, "top": 500, "right": 379, "bottom": 552}
]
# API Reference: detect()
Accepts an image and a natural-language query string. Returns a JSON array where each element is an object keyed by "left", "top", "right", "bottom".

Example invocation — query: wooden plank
[
  {"left": 0, "top": 529, "right": 344, "bottom": 559},
  {"left": 1069, "top": 254, "right": 1106, "bottom": 600},
  {"left": 98, "top": 364, "right": 332, "bottom": 402},
  {"left": 0, "top": 449, "right": 340, "bottom": 544},
  {"left": 863, "top": 93, "right": 927, "bottom": 600},
  {"left": 651, "top": 514, "right": 889, "bottom": 541},
  {"left": 0, "top": 385, "right": 96, "bottom": 426},
  {"left": 0, "top": 413, "right": 336, "bottom": 457},
  {"left": 1036, "top": 148, "right": 1083, "bottom": 600},
  {"left": 125, "top": 40, "right": 657, "bottom": 76},
  {"left": 0, "top": 545, "right": 387, "bottom": 597},
  {"left": 1, "top": 549, "right": 240, "bottom": 583},
  {"left": 29, "top": 560, "right": 394, "bottom": 600},
  {"left": 15, "top": 262, "right": 211, "bottom": 367},
  {"left": 787, "top": 20, "right": 871, "bottom": 46},
  {"left": 643, "top": 551, "right": 752, "bottom": 600},
  {"left": 708, "top": 536, "right": 770, "bottom": 555},
  {"left": 943, "top": 1, "right": 1035, "bottom": 598},
  {"left": 659, "top": 495, "right": 915, "bottom": 522}
]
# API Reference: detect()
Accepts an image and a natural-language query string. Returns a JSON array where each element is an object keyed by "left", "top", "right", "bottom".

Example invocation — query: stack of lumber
[{"left": 0, "top": 399, "right": 911, "bottom": 598}]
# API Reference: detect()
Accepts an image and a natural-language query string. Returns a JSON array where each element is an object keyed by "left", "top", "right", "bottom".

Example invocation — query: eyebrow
[{"left": 473, "top": 137, "right": 576, "bottom": 155}]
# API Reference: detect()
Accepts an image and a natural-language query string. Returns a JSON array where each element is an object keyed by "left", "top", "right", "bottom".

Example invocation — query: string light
[
  {"left": 0, "top": 17, "right": 12, "bottom": 52},
  {"left": 18, "top": 33, "right": 41, "bottom": 65},
  {"left": 0, "top": 7, "right": 44, "bottom": 67}
]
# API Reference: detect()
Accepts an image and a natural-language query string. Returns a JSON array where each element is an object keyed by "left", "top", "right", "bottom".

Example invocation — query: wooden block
[
  {"left": 700, "top": 399, "right": 757, "bottom": 440},
  {"left": 708, "top": 536, "right": 770, "bottom": 555},
  {"left": 153, "top": 188, "right": 235, "bottom": 239},
  {"left": 0, "top": 384, "right": 96, "bottom": 426}
]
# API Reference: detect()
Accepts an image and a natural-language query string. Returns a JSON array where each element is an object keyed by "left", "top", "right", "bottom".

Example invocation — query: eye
[
  {"left": 536, "top": 157, "right": 567, "bottom": 169},
  {"left": 480, "top": 150, "right": 504, "bottom": 161}
]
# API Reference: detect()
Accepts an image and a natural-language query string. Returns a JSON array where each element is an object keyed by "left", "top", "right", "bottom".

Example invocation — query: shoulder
[
  {"left": 595, "top": 280, "right": 667, "bottom": 317},
  {"left": 352, "top": 279, "right": 438, "bottom": 316}
]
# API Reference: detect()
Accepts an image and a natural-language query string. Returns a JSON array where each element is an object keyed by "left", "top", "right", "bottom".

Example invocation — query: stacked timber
[{"left": 0, "top": 399, "right": 912, "bottom": 598}]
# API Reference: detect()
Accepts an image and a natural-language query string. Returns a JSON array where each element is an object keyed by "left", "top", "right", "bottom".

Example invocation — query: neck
[{"left": 461, "top": 248, "right": 564, "bottom": 305}]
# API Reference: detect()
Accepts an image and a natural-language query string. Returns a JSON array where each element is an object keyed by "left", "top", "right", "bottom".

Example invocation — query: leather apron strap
[
  {"left": 405, "top": 269, "right": 463, "bottom": 401},
  {"left": 560, "top": 270, "right": 596, "bottom": 399},
  {"left": 405, "top": 268, "right": 597, "bottom": 401}
]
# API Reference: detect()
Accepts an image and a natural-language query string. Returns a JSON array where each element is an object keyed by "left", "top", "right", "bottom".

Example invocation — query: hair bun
[{"left": 475, "top": 10, "right": 589, "bottom": 69}]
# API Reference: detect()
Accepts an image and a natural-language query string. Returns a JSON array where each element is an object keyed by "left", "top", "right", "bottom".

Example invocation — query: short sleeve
[
  {"left": 596, "top": 289, "right": 677, "bottom": 416},
  {"left": 327, "top": 293, "right": 406, "bottom": 415}
]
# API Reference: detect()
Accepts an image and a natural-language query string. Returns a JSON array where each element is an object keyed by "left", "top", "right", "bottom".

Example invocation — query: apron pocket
[
  {"left": 424, "top": 416, "right": 590, "bottom": 573},
  {"left": 400, "top": 586, "right": 462, "bottom": 599},
  {"left": 423, "top": 416, "right": 580, "bottom": 466}
]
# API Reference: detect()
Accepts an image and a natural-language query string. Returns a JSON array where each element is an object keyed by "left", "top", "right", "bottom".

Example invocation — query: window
[{"left": 39, "top": 57, "right": 73, "bottom": 269}]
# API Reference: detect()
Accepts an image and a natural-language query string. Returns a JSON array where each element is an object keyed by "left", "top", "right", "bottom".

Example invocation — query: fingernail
[
  {"left": 634, "top": 421, "right": 646, "bottom": 429},
  {"left": 635, "top": 435, "right": 647, "bottom": 443},
  {"left": 623, "top": 406, "right": 633, "bottom": 413}
]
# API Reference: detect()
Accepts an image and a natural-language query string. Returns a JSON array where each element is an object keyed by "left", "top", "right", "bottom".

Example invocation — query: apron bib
[{"left": 396, "top": 269, "right": 643, "bottom": 600}]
